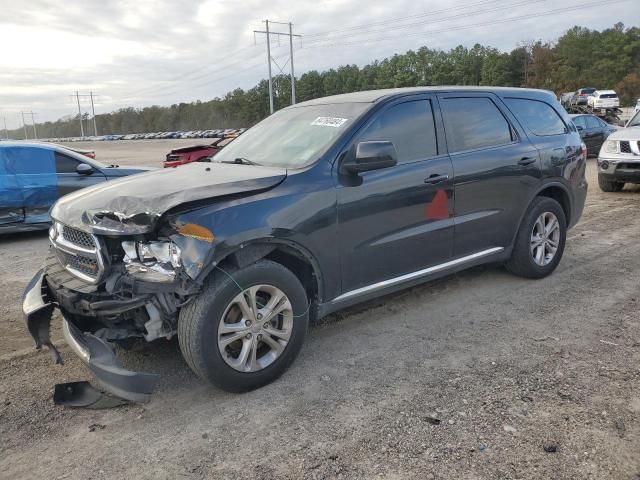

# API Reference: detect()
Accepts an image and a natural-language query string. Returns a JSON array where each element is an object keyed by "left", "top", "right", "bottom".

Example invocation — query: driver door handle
[
  {"left": 518, "top": 156, "right": 536, "bottom": 166},
  {"left": 424, "top": 174, "right": 449, "bottom": 185}
]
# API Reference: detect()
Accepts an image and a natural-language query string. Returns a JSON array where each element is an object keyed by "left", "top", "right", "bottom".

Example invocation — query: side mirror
[
  {"left": 76, "top": 163, "right": 94, "bottom": 175},
  {"left": 576, "top": 125, "right": 584, "bottom": 131},
  {"left": 342, "top": 141, "right": 398, "bottom": 174},
  {"left": 618, "top": 119, "right": 626, "bottom": 127}
]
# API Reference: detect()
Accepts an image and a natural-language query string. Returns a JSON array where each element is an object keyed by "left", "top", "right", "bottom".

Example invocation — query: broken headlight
[
  {"left": 122, "top": 241, "right": 182, "bottom": 282},
  {"left": 135, "top": 241, "right": 182, "bottom": 268}
]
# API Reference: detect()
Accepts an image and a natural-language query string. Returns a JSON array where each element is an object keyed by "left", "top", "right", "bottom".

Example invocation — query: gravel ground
[{"left": 0, "top": 141, "right": 639, "bottom": 479}]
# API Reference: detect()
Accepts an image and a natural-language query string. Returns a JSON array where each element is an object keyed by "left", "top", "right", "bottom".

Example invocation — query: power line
[
  {"left": 121, "top": 44, "right": 263, "bottom": 100},
  {"left": 302, "top": 0, "right": 633, "bottom": 49},
  {"left": 141, "top": 50, "right": 296, "bottom": 103},
  {"left": 304, "top": 0, "right": 507, "bottom": 38},
  {"left": 303, "top": 0, "right": 547, "bottom": 45}
]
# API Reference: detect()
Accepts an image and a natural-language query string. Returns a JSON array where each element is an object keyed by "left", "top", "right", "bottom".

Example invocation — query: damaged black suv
[{"left": 24, "top": 87, "right": 587, "bottom": 402}]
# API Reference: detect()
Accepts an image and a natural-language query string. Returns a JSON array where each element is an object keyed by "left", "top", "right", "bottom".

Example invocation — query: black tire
[
  {"left": 178, "top": 259, "right": 308, "bottom": 392},
  {"left": 598, "top": 174, "right": 624, "bottom": 192},
  {"left": 506, "top": 197, "right": 567, "bottom": 279}
]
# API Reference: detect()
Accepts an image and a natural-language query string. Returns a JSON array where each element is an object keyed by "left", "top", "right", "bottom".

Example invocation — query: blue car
[{"left": 0, "top": 142, "right": 150, "bottom": 233}]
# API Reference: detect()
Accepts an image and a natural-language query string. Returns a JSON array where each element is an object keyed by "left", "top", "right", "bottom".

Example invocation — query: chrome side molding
[{"left": 333, "top": 247, "right": 504, "bottom": 303}]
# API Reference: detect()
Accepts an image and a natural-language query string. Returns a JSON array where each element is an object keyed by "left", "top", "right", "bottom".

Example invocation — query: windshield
[
  {"left": 213, "top": 102, "right": 369, "bottom": 168},
  {"left": 628, "top": 110, "right": 640, "bottom": 127}
]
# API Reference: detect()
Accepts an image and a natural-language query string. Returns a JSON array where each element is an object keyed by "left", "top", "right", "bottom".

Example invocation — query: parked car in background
[
  {"left": 0, "top": 142, "right": 150, "bottom": 233},
  {"left": 60, "top": 145, "right": 96, "bottom": 159},
  {"left": 597, "top": 108, "right": 640, "bottom": 191},
  {"left": 570, "top": 114, "right": 617, "bottom": 156},
  {"left": 23, "top": 87, "right": 587, "bottom": 402},
  {"left": 569, "top": 87, "right": 596, "bottom": 107},
  {"left": 560, "top": 92, "right": 574, "bottom": 109},
  {"left": 587, "top": 90, "right": 619, "bottom": 111},
  {"left": 163, "top": 138, "right": 225, "bottom": 168}
]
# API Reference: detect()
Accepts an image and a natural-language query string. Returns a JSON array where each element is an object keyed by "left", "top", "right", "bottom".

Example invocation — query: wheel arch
[
  {"left": 510, "top": 182, "right": 572, "bottom": 248},
  {"left": 205, "top": 239, "right": 324, "bottom": 310},
  {"left": 535, "top": 183, "right": 572, "bottom": 226}
]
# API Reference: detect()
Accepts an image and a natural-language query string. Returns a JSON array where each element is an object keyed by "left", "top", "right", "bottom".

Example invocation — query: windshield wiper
[{"left": 219, "top": 157, "right": 261, "bottom": 166}]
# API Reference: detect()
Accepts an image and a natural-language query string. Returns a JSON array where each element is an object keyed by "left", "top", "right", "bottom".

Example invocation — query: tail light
[{"left": 581, "top": 142, "right": 587, "bottom": 157}]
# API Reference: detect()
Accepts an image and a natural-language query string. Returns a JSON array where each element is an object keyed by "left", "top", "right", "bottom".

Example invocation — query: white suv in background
[{"left": 588, "top": 90, "right": 620, "bottom": 111}]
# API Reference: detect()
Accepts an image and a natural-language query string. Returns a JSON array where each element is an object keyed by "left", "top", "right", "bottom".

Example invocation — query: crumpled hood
[{"left": 51, "top": 162, "right": 287, "bottom": 234}]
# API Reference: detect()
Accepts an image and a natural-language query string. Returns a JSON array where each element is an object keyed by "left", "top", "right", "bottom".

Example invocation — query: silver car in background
[{"left": 597, "top": 109, "right": 640, "bottom": 192}]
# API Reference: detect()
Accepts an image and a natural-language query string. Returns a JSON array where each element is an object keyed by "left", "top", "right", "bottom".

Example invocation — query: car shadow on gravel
[
  {"left": 0, "top": 229, "right": 48, "bottom": 244},
  {"left": 112, "top": 262, "right": 512, "bottom": 399}
]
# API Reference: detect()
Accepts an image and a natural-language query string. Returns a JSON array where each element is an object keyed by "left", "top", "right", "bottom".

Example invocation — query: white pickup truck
[{"left": 597, "top": 108, "right": 640, "bottom": 191}]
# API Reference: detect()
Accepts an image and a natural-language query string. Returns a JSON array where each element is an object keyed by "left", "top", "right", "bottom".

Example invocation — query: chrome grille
[
  {"left": 50, "top": 222, "right": 104, "bottom": 284},
  {"left": 54, "top": 249, "right": 100, "bottom": 278},
  {"left": 620, "top": 141, "right": 632, "bottom": 154},
  {"left": 62, "top": 225, "right": 95, "bottom": 249}
]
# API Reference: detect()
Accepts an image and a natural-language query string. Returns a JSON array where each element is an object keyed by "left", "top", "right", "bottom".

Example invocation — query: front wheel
[
  {"left": 178, "top": 260, "right": 309, "bottom": 392},
  {"left": 598, "top": 174, "right": 624, "bottom": 192},
  {"left": 506, "top": 197, "right": 567, "bottom": 279}
]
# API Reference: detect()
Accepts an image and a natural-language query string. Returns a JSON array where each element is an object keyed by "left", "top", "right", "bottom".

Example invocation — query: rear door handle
[
  {"left": 424, "top": 174, "right": 449, "bottom": 185},
  {"left": 517, "top": 156, "right": 537, "bottom": 166}
]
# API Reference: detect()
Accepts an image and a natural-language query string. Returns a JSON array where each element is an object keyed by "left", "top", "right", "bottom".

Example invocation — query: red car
[{"left": 163, "top": 138, "right": 234, "bottom": 168}]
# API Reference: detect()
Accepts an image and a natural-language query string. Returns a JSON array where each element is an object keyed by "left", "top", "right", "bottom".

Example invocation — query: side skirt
[{"left": 316, "top": 247, "right": 509, "bottom": 319}]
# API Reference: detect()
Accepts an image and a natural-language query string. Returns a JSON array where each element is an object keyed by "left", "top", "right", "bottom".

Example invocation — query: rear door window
[
  {"left": 441, "top": 97, "right": 513, "bottom": 153},
  {"left": 505, "top": 98, "right": 567, "bottom": 136},
  {"left": 586, "top": 116, "right": 601, "bottom": 129},
  {"left": 572, "top": 116, "right": 587, "bottom": 129},
  {"left": 359, "top": 100, "right": 438, "bottom": 163}
]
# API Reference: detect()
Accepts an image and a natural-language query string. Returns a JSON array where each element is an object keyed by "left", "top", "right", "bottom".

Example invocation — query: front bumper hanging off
[{"left": 23, "top": 269, "right": 160, "bottom": 405}]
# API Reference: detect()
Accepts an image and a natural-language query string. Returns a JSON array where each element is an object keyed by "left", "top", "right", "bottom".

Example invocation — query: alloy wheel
[
  {"left": 530, "top": 212, "right": 560, "bottom": 266},
  {"left": 217, "top": 284, "right": 293, "bottom": 372}
]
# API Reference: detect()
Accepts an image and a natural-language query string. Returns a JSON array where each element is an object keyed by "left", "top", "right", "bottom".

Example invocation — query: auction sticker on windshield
[{"left": 311, "top": 117, "right": 349, "bottom": 128}]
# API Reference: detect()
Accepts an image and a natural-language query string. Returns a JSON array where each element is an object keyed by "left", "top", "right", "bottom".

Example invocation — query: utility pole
[
  {"left": 289, "top": 22, "right": 296, "bottom": 104},
  {"left": 76, "top": 91, "right": 85, "bottom": 137},
  {"left": 254, "top": 20, "right": 301, "bottom": 114},
  {"left": 20, "top": 111, "right": 28, "bottom": 140},
  {"left": 265, "top": 20, "right": 274, "bottom": 114},
  {"left": 89, "top": 91, "right": 98, "bottom": 136},
  {"left": 2, "top": 117, "right": 8, "bottom": 140},
  {"left": 27, "top": 111, "right": 38, "bottom": 139}
]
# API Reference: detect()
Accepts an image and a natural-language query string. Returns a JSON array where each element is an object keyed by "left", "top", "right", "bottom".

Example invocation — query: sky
[{"left": 0, "top": 0, "right": 637, "bottom": 129}]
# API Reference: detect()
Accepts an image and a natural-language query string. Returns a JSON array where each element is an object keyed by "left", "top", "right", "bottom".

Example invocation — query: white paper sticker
[{"left": 311, "top": 117, "right": 349, "bottom": 128}]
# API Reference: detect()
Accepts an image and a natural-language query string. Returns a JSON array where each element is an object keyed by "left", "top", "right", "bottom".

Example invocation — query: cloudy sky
[{"left": 0, "top": 0, "right": 637, "bottom": 129}]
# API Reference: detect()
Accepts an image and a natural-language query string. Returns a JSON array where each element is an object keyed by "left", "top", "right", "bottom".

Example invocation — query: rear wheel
[
  {"left": 178, "top": 260, "right": 309, "bottom": 392},
  {"left": 598, "top": 174, "right": 624, "bottom": 192},
  {"left": 506, "top": 197, "right": 566, "bottom": 279}
]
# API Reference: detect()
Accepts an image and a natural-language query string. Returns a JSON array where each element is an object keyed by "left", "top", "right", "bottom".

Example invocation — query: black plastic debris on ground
[{"left": 53, "top": 381, "right": 128, "bottom": 409}]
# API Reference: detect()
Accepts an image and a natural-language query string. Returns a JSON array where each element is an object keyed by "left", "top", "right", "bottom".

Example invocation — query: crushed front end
[{"left": 23, "top": 221, "right": 202, "bottom": 404}]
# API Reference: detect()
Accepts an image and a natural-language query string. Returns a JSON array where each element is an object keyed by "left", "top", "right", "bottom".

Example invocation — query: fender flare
[
  {"left": 201, "top": 237, "right": 325, "bottom": 303},
  {"left": 510, "top": 181, "right": 573, "bottom": 246}
]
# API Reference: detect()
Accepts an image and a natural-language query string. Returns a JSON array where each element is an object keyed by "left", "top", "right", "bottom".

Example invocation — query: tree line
[{"left": 9, "top": 22, "right": 640, "bottom": 139}]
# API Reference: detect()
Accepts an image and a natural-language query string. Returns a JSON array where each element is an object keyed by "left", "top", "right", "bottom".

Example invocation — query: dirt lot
[{"left": 1, "top": 142, "right": 639, "bottom": 479}]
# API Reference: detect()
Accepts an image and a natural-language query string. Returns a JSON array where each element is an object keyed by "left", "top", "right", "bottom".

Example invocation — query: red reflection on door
[{"left": 425, "top": 189, "right": 449, "bottom": 220}]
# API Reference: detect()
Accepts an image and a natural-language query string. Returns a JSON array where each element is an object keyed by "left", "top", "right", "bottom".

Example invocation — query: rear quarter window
[{"left": 505, "top": 98, "right": 567, "bottom": 136}]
